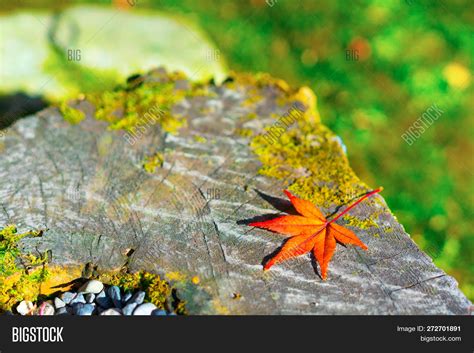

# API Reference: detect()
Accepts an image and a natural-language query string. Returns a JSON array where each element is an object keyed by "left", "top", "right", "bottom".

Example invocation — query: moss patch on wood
[
  {"left": 246, "top": 81, "right": 381, "bottom": 230},
  {"left": 58, "top": 70, "right": 196, "bottom": 136},
  {"left": 0, "top": 225, "right": 48, "bottom": 311},
  {"left": 143, "top": 152, "right": 164, "bottom": 173}
]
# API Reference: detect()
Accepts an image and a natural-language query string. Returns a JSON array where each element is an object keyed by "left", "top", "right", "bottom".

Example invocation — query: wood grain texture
[{"left": 0, "top": 72, "right": 471, "bottom": 314}]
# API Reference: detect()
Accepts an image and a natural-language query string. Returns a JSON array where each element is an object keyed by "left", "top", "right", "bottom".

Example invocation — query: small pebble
[
  {"left": 37, "top": 302, "right": 55, "bottom": 316},
  {"left": 127, "top": 291, "right": 145, "bottom": 305},
  {"left": 133, "top": 303, "right": 157, "bottom": 316},
  {"left": 60, "top": 292, "right": 75, "bottom": 305},
  {"left": 95, "top": 290, "right": 113, "bottom": 309},
  {"left": 100, "top": 308, "right": 122, "bottom": 316},
  {"left": 54, "top": 297, "right": 66, "bottom": 309},
  {"left": 122, "top": 291, "right": 132, "bottom": 304},
  {"left": 56, "top": 307, "right": 69, "bottom": 315},
  {"left": 85, "top": 293, "right": 95, "bottom": 303},
  {"left": 122, "top": 303, "right": 138, "bottom": 316},
  {"left": 78, "top": 280, "right": 104, "bottom": 294},
  {"left": 107, "top": 286, "right": 122, "bottom": 309},
  {"left": 76, "top": 304, "right": 95, "bottom": 316},
  {"left": 72, "top": 303, "right": 85, "bottom": 315},
  {"left": 70, "top": 293, "right": 86, "bottom": 305},
  {"left": 16, "top": 301, "right": 35, "bottom": 315},
  {"left": 151, "top": 309, "right": 167, "bottom": 316}
]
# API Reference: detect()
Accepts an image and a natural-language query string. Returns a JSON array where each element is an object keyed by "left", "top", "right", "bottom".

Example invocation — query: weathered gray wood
[{"left": 0, "top": 71, "right": 471, "bottom": 314}]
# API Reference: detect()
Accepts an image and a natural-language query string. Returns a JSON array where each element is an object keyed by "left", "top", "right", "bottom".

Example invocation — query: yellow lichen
[
  {"left": 143, "top": 152, "right": 164, "bottom": 173},
  {"left": 59, "top": 100, "right": 86, "bottom": 124},
  {"left": 211, "top": 299, "right": 230, "bottom": 315},
  {"left": 235, "top": 128, "right": 254, "bottom": 138},
  {"left": 165, "top": 271, "right": 188, "bottom": 283},
  {"left": 193, "top": 135, "right": 207, "bottom": 144},
  {"left": 290, "top": 86, "right": 320, "bottom": 123},
  {"left": 229, "top": 71, "right": 291, "bottom": 92},
  {"left": 342, "top": 215, "right": 379, "bottom": 230},
  {"left": 38, "top": 266, "right": 83, "bottom": 295}
]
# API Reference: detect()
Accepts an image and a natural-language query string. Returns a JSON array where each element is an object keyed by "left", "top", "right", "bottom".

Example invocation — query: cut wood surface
[{"left": 0, "top": 70, "right": 471, "bottom": 314}]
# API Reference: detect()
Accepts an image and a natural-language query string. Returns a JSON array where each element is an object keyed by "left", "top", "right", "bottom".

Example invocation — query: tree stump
[{"left": 0, "top": 69, "right": 471, "bottom": 314}]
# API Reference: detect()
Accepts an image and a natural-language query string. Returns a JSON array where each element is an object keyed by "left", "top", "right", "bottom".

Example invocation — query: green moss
[
  {"left": 87, "top": 79, "right": 187, "bottom": 135},
  {"left": 56, "top": 69, "right": 211, "bottom": 137},
  {"left": 59, "top": 100, "right": 86, "bottom": 124},
  {"left": 143, "top": 152, "right": 164, "bottom": 173},
  {"left": 0, "top": 225, "right": 49, "bottom": 312}
]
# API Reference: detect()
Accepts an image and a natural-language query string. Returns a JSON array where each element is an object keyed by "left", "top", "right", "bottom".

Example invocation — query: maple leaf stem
[{"left": 327, "top": 187, "right": 383, "bottom": 225}]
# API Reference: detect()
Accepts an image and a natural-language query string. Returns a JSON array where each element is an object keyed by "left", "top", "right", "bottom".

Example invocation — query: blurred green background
[{"left": 1, "top": 0, "right": 472, "bottom": 300}]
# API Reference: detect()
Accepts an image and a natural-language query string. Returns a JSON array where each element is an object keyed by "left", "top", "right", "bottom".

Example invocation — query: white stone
[
  {"left": 16, "top": 301, "right": 35, "bottom": 315},
  {"left": 78, "top": 280, "right": 104, "bottom": 294},
  {"left": 100, "top": 308, "right": 122, "bottom": 316},
  {"left": 54, "top": 297, "right": 66, "bottom": 309},
  {"left": 133, "top": 303, "right": 157, "bottom": 316}
]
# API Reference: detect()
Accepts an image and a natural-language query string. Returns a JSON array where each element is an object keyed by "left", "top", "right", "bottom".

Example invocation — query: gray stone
[
  {"left": 85, "top": 293, "right": 95, "bottom": 303},
  {"left": 70, "top": 293, "right": 86, "bottom": 305},
  {"left": 127, "top": 291, "right": 145, "bottom": 306},
  {"left": 72, "top": 303, "right": 84, "bottom": 315},
  {"left": 151, "top": 309, "right": 167, "bottom": 316},
  {"left": 122, "top": 291, "right": 132, "bottom": 305},
  {"left": 95, "top": 290, "right": 113, "bottom": 309},
  {"left": 76, "top": 303, "right": 95, "bottom": 316},
  {"left": 78, "top": 280, "right": 104, "bottom": 294},
  {"left": 54, "top": 297, "right": 66, "bottom": 309},
  {"left": 133, "top": 303, "right": 157, "bottom": 316},
  {"left": 60, "top": 292, "right": 75, "bottom": 305},
  {"left": 107, "top": 286, "right": 122, "bottom": 309},
  {"left": 56, "top": 307, "right": 69, "bottom": 315},
  {"left": 100, "top": 308, "right": 122, "bottom": 316},
  {"left": 122, "top": 303, "right": 138, "bottom": 316}
]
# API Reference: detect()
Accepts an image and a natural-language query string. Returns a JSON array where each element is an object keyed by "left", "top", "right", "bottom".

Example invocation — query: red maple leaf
[{"left": 249, "top": 188, "right": 383, "bottom": 279}]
